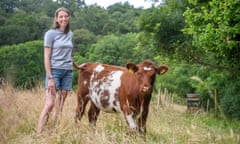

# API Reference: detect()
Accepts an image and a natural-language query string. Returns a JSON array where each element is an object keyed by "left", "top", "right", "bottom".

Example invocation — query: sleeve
[{"left": 44, "top": 30, "right": 54, "bottom": 48}]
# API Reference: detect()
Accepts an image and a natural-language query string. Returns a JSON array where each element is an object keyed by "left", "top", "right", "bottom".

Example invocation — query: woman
[{"left": 37, "top": 7, "right": 74, "bottom": 133}]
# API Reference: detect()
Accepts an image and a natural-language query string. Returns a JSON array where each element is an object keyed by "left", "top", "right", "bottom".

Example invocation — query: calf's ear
[
  {"left": 157, "top": 65, "right": 168, "bottom": 75},
  {"left": 126, "top": 62, "right": 138, "bottom": 73}
]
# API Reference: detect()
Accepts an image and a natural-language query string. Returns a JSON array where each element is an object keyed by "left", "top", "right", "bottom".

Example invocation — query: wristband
[{"left": 48, "top": 76, "right": 53, "bottom": 79}]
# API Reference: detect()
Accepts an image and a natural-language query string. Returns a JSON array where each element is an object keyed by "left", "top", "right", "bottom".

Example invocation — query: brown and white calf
[{"left": 73, "top": 60, "right": 168, "bottom": 134}]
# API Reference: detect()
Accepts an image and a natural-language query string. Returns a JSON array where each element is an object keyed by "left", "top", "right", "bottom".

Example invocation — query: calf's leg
[
  {"left": 75, "top": 94, "right": 89, "bottom": 123},
  {"left": 138, "top": 97, "right": 151, "bottom": 134},
  {"left": 88, "top": 102, "right": 100, "bottom": 128},
  {"left": 121, "top": 103, "right": 137, "bottom": 131}
]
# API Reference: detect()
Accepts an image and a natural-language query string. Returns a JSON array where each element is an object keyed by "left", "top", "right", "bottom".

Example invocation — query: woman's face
[{"left": 55, "top": 10, "right": 69, "bottom": 29}]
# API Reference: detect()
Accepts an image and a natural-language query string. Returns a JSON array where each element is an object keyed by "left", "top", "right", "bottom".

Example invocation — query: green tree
[
  {"left": 183, "top": 0, "right": 240, "bottom": 119},
  {"left": 0, "top": 10, "right": 48, "bottom": 45},
  {"left": 73, "top": 5, "right": 109, "bottom": 35},
  {"left": 0, "top": 0, "right": 18, "bottom": 13},
  {"left": 55, "top": 0, "right": 86, "bottom": 12},
  {"left": 107, "top": 2, "right": 141, "bottom": 34},
  {"left": 183, "top": 0, "right": 240, "bottom": 72},
  {"left": 86, "top": 33, "right": 139, "bottom": 66},
  {"left": 73, "top": 28, "right": 97, "bottom": 56},
  {"left": 139, "top": 0, "right": 189, "bottom": 59},
  {"left": 87, "top": 35, "right": 121, "bottom": 65},
  {"left": 0, "top": 25, "right": 30, "bottom": 45},
  {"left": 117, "top": 33, "right": 140, "bottom": 65}
]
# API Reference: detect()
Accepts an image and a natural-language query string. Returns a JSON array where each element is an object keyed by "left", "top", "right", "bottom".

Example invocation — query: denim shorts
[{"left": 45, "top": 69, "right": 73, "bottom": 90}]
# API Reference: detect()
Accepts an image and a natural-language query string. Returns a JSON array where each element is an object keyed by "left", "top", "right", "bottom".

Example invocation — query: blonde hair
[{"left": 52, "top": 7, "right": 70, "bottom": 33}]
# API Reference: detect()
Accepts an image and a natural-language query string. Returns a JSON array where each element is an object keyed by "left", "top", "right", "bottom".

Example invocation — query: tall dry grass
[{"left": 0, "top": 85, "right": 239, "bottom": 144}]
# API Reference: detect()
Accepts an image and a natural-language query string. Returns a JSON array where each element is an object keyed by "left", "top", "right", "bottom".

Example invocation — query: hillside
[{"left": 0, "top": 85, "right": 239, "bottom": 144}]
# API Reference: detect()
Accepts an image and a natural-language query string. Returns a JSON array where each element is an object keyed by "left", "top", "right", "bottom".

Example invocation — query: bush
[
  {"left": 220, "top": 75, "right": 240, "bottom": 120},
  {"left": 0, "top": 41, "right": 44, "bottom": 88}
]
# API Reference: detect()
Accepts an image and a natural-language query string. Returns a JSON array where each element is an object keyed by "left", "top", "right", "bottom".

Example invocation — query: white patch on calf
[
  {"left": 126, "top": 113, "right": 137, "bottom": 129},
  {"left": 89, "top": 70, "right": 123, "bottom": 112},
  {"left": 94, "top": 64, "right": 104, "bottom": 73},
  {"left": 83, "top": 80, "right": 88, "bottom": 85},
  {"left": 143, "top": 66, "right": 152, "bottom": 71}
]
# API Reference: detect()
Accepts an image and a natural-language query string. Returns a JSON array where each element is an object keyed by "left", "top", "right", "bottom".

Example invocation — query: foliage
[
  {"left": 157, "top": 63, "right": 195, "bottom": 97},
  {"left": 182, "top": 0, "right": 240, "bottom": 119},
  {"left": 183, "top": 0, "right": 240, "bottom": 71},
  {"left": 0, "top": 10, "right": 50, "bottom": 45},
  {"left": 0, "top": 0, "right": 19, "bottom": 13},
  {"left": 107, "top": 2, "right": 141, "bottom": 34},
  {"left": 139, "top": 0, "right": 189, "bottom": 59},
  {"left": 220, "top": 75, "right": 240, "bottom": 120},
  {"left": 139, "top": 0, "right": 240, "bottom": 119},
  {"left": 0, "top": 1, "right": 142, "bottom": 46},
  {"left": 73, "top": 5, "right": 109, "bottom": 35},
  {"left": 86, "top": 33, "right": 140, "bottom": 66},
  {"left": 73, "top": 28, "right": 97, "bottom": 57},
  {"left": 0, "top": 25, "right": 30, "bottom": 45},
  {"left": 0, "top": 41, "right": 44, "bottom": 88}
]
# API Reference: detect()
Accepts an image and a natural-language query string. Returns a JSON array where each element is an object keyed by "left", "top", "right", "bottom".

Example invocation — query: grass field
[{"left": 0, "top": 85, "right": 239, "bottom": 144}]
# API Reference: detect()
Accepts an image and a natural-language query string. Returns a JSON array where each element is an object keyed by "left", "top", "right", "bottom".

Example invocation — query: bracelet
[{"left": 48, "top": 76, "right": 53, "bottom": 79}]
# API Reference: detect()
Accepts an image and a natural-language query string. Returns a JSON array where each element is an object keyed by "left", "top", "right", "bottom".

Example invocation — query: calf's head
[{"left": 126, "top": 60, "right": 168, "bottom": 94}]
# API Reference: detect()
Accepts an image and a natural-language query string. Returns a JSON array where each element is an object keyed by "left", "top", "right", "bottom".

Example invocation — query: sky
[{"left": 84, "top": 0, "right": 161, "bottom": 9}]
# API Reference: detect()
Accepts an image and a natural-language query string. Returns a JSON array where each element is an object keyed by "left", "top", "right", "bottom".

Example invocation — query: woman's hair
[{"left": 52, "top": 7, "right": 70, "bottom": 33}]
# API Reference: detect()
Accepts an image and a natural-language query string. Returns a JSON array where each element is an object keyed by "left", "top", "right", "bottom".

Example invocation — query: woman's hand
[{"left": 48, "top": 79, "right": 56, "bottom": 96}]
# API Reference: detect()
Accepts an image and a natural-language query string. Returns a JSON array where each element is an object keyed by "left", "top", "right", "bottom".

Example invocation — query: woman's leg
[
  {"left": 52, "top": 90, "right": 68, "bottom": 125},
  {"left": 37, "top": 90, "right": 55, "bottom": 133},
  {"left": 60, "top": 90, "right": 68, "bottom": 112}
]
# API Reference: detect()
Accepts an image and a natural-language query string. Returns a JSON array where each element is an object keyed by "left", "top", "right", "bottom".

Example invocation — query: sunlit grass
[{"left": 0, "top": 85, "right": 239, "bottom": 144}]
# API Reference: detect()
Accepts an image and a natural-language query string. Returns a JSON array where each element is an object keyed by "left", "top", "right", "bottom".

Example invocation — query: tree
[
  {"left": 72, "top": 5, "right": 109, "bottom": 35},
  {"left": 0, "top": 25, "right": 30, "bottom": 45},
  {"left": 86, "top": 33, "right": 139, "bottom": 66},
  {"left": 139, "top": 0, "right": 189, "bottom": 59},
  {"left": 0, "top": 0, "right": 18, "bottom": 13},
  {"left": 183, "top": 0, "right": 240, "bottom": 72},
  {"left": 107, "top": 2, "right": 141, "bottom": 34},
  {"left": 183, "top": 0, "right": 240, "bottom": 119},
  {"left": 0, "top": 10, "right": 47, "bottom": 45},
  {"left": 87, "top": 35, "right": 121, "bottom": 65},
  {"left": 73, "top": 28, "right": 97, "bottom": 56},
  {"left": 55, "top": 0, "right": 86, "bottom": 12}
]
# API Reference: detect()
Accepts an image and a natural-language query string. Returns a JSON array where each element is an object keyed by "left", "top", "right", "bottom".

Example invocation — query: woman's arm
[{"left": 44, "top": 47, "right": 52, "bottom": 78}]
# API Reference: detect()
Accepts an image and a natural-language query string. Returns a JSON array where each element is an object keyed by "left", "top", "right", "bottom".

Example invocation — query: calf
[{"left": 73, "top": 60, "right": 168, "bottom": 134}]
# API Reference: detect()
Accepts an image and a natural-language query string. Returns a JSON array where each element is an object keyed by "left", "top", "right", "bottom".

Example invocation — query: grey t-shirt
[{"left": 44, "top": 29, "right": 73, "bottom": 70}]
